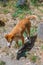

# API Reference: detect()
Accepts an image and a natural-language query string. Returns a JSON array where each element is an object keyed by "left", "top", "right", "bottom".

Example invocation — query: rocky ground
[{"left": 0, "top": 1, "right": 43, "bottom": 65}]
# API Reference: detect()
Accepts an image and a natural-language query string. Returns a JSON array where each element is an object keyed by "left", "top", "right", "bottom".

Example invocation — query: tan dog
[{"left": 5, "top": 15, "right": 37, "bottom": 47}]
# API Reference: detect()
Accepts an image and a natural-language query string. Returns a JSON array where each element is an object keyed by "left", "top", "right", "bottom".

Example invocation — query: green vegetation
[
  {"left": 3, "top": 9, "right": 9, "bottom": 14},
  {"left": 23, "top": 32, "right": 27, "bottom": 37},
  {"left": 31, "top": 0, "right": 39, "bottom": 6},
  {"left": 23, "top": 27, "right": 37, "bottom": 37},
  {"left": 0, "top": 61, "right": 6, "bottom": 65},
  {"left": 18, "top": 40, "right": 22, "bottom": 47},
  {"left": 0, "top": 0, "right": 42, "bottom": 19},
  {"left": 30, "top": 27, "right": 37, "bottom": 36},
  {"left": 31, "top": 55, "right": 37, "bottom": 62},
  {"left": 12, "top": 5, "right": 32, "bottom": 19}
]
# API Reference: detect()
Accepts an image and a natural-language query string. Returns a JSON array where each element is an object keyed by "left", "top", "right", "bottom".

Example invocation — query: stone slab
[{"left": 37, "top": 22, "right": 43, "bottom": 41}]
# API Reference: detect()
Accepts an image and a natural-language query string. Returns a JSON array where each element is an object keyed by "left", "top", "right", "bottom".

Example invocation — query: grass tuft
[
  {"left": 31, "top": 55, "right": 37, "bottom": 62},
  {"left": 0, "top": 61, "right": 6, "bottom": 65}
]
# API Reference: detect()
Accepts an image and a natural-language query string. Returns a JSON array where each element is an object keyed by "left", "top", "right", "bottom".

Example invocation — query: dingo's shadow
[{"left": 16, "top": 35, "right": 37, "bottom": 60}]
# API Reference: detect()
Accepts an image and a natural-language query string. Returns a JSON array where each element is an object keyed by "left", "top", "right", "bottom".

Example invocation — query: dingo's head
[{"left": 5, "top": 34, "right": 14, "bottom": 47}]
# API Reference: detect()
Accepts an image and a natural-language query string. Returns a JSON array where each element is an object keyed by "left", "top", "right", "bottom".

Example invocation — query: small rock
[{"left": 0, "top": 20, "right": 5, "bottom": 27}]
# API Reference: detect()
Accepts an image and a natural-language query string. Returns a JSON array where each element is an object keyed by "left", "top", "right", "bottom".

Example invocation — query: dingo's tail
[{"left": 26, "top": 15, "right": 37, "bottom": 20}]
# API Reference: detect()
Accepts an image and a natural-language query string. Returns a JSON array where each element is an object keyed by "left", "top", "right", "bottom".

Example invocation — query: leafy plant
[
  {"left": 0, "top": 61, "right": 6, "bottom": 65},
  {"left": 31, "top": 0, "right": 39, "bottom": 6},
  {"left": 12, "top": 9, "right": 23, "bottom": 18},
  {"left": 12, "top": 8, "right": 32, "bottom": 19},
  {"left": 12, "top": 1, "right": 32, "bottom": 19}
]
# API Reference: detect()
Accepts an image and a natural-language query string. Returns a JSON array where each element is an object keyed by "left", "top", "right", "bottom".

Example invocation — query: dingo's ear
[{"left": 26, "top": 15, "right": 37, "bottom": 20}]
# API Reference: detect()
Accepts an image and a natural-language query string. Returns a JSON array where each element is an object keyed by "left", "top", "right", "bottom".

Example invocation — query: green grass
[
  {"left": 3, "top": 9, "right": 9, "bottom": 14},
  {"left": 23, "top": 27, "right": 37, "bottom": 37},
  {"left": 0, "top": 61, "right": 6, "bottom": 65},
  {"left": 30, "top": 27, "right": 37, "bottom": 36},
  {"left": 12, "top": 9, "right": 23, "bottom": 18},
  {"left": 18, "top": 40, "right": 22, "bottom": 47},
  {"left": 23, "top": 32, "right": 27, "bottom": 37},
  {"left": 31, "top": 55, "right": 37, "bottom": 62},
  {"left": 12, "top": 9, "right": 32, "bottom": 19},
  {"left": 12, "top": 2, "right": 32, "bottom": 19},
  {"left": 31, "top": 0, "right": 39, "bottom": 6}
]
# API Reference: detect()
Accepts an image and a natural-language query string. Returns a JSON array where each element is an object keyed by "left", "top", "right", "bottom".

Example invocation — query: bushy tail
[{"left": 26, "top": 15, "right": 37, "bottom": 20}]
